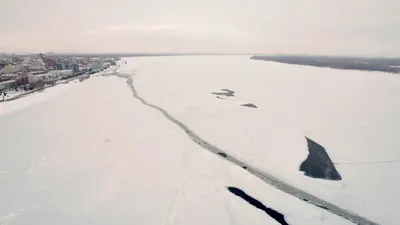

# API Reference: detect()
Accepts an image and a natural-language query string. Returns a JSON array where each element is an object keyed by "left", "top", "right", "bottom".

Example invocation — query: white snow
[
  {"left": 120, "top": 55, "right": 400, "bottom": 224},
  {"left": 0, "top": 74, "right": 351, "bottom": 224}
]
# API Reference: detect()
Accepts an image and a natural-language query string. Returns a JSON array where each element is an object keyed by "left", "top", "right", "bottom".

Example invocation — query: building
[
  {"left": 72, "top": 64, "right": 79, "bottom": 74},
  {"left": 0, "top": 73, "right": 18, "bottom": 82},
  {"left": 27, "top": 58, "right": 46, "bottom": 72},
  {"left": 27, "top": 74, "right": 40, "bottom": 84},
  {"left": 56, "top": 63, "right": 70, "bottom": 70},
  {"left": 42, "top": 57, "right": 56, "bottom": 69},
  {"left": 89, "top": 61, "right": 102, "bottom": 70},
  {"left": 2, "top": 64, "right": 13, "bottom": 74},
  {"left": 16, "top": 75, "right": 29, "bottom": 86},
  {"left": 56, "top": 63, "right": 63, "bottom": 70},
  {"left": 0, "top": 80, "right": 17, "bottom": 91},
  {"left": 76, "top": 58, "right": 88, "bottom": 65},
  {"left": 0, "top": 62, "right": 7, "bottom": 71},
  {"left": 12, "top": 64, "right": 27, "bottom": 74},
  {"left": 48, "top": 70, "right": 72, "bottom": 79},
  {"left": 69, "top": 58, "right": 78, "bottom": 65}
]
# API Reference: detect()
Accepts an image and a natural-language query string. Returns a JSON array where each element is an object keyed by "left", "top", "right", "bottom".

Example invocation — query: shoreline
[
  {"left": 0, "top": 66, "right": 119, "bottom": 103},
  {"left": 251, "top": 55, "right": 400, "bottom": 74},
  {"left": 0, "top": 75, "right": 84, "bottom": 103}
]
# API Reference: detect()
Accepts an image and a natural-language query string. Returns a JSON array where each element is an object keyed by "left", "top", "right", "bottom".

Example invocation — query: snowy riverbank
[{"left": 0, "top": 65, "right": 118, "bottom": 103}]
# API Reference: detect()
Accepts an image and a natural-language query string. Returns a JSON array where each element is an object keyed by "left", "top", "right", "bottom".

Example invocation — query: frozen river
[{"left": 1, "top": 55, "right": 399, "bottom": 224}]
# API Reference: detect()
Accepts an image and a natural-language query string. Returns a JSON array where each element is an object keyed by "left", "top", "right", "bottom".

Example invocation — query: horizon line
[{"left": 1, "top": 52, "right": 400, "bottom": 59}]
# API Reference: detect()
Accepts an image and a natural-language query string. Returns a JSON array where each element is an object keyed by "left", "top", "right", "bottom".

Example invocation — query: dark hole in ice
[
  {"left": 217, "top": 152, "right": 227, "bottom": 158},
  {"left": 316, "top": 204, "right": 329, "bottom": 210},
  {"left": 211, "top": 88, "right": 235, "bottom": 97},
  {"left": 227, "top": 187, "right": 289, "bottom": 225},
  {"left": 299, "top": 137, "right": 342, "bottom": 180},
  {"left": 242, "top": 165, "right": 248, "bottom": 169},
  {"left": 301, "top": 198, "right": 309, "bottom": 202},
  {"left": 241, "top": 103, "right": 258, "bottom": 108}
]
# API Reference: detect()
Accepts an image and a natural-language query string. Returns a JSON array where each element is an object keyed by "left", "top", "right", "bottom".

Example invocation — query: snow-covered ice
[
  {"left": 120, "top": 55, "right": 400, "bottom": 224},
  {"left": 0, "top": 73, "right": 353, "bottom": 224}
]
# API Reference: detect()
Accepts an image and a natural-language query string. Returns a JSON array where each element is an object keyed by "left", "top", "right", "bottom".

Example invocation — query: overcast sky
[{"left": 1, "top": 0, "right": 399, "bottom": 56}]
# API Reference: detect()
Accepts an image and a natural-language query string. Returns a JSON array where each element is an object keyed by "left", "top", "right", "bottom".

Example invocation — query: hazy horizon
[{"left": 1, "top": 0, "right": 399, "bottom": 57}]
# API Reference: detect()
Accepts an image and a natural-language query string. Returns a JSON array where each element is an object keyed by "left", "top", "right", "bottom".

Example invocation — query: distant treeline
[{"left": 251, "top": 55, "right": 400, "bottom": 74}]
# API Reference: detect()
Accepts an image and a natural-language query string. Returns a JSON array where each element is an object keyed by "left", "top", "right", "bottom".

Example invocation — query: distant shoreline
[
  {"left": 0, "top": 75, "right": 86, "bottom": 103},
  {"left": 251, "top": 55, "right": 400, "bottom": 74},
  {"left": 0, "top": 66, "right": 118, "bottom": 103}
]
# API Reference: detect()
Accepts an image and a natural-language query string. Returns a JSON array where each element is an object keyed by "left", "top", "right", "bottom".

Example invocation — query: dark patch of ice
[
  {"left": 227, "top": 187, "right": 289, "bottom": 225},
  {"left": 241, "top": 103, "right": 257, "bottom": 108},
  {"left": 317, "top": 204, "right": 329, "bottom": 210},
  {"left": 299, "top": 137, "right": 342, "bottom": 180},
  {"left": 216, "top": 96, "right": 225, "bottom": 99},
  {"left": 211, "top": 88, "right": 235, "bottom": 97},
  {"left": 217, "top": 152, "right": 227, "bottom": 158},
  {"left": 301, "top": 198, "right": 309, "bottom": 202},
  {"left": 242, "top": 165, "right": 247, "bottom": 169}
]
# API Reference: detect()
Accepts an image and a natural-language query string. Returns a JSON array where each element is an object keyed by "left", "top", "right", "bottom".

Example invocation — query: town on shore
[{"left": 0, "top": 53, "right": 119, "bottom": 100}]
